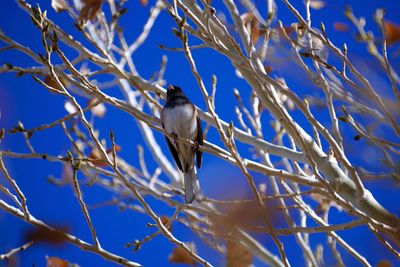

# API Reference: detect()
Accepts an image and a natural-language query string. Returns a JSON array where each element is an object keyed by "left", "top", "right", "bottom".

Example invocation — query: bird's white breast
[{"left": 162, "top": 105, "right": 197, "bottom": 139}]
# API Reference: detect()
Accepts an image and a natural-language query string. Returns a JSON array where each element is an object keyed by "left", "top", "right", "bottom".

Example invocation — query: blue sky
[{"left": 1, "top": 0, "right": 400, "bottom": 266}]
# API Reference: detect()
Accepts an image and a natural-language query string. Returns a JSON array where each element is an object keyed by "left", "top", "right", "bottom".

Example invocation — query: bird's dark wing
[
  {"left": 196, "top": 115, "right": 203, "bottom": 169},
  {"left": 164, "top": 136, "right": 183, "bottom": 172},
  {"left": 161, "top": 117, "right": 182, "bottom": 172}
]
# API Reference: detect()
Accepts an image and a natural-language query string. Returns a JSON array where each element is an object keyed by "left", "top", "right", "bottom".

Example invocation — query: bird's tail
[{"left": 184, "top": 168, "right": 202, "bottom": 204}]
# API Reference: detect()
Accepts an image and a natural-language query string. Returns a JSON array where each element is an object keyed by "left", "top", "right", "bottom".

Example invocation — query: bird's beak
[{"left": 167, "top": 84, "right": 174, "bottom": 91}]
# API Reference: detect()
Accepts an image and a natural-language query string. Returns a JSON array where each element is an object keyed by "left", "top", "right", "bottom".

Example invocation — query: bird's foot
[
  {"left": 172, "top": 132, "right": 179, "bottom": 147},
  {"left": 192, "top": 140, "right": 199, "bottom": 152}
]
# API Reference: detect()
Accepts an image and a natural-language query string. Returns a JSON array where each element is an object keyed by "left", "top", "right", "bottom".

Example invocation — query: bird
[{"left": 161, "top": 85, "right": 204, "bottom": 204}]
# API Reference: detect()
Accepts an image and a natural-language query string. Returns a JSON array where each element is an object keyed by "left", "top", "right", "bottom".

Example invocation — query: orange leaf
[
  {"left": 309, "top": 0, "right": 325, "bottom": 10},
  {"left": 79, "top": 0, "right": 103, "bottom": 22},
  {"left": 89, "top": 147, "right": 107, "bottom": 167},
  {"left": 168, "top": 244, "right": 197, "bottom": 266},
  {"left": 333, "top": 22, "right": 349, "bottom": 32},
  {"left": 226, "top": 240, "right": 252, "bottom": 267},
  {"left": 279, "top": 25, "right": 292, "bottom": 37},
  {"left": 385, "top": 21, "right": 400, "bottom": 45},
  {"left": 376, "top": 260, "right": 392, "bottom": 267},
  {"left": 139, "top": 0, "right": 148, "bottom": 6},
  {"left": 161, "top": 216, "right": 173, "bottom": 231},
  {"left": 264, "top": 65, "right": 273, "bottom": 74},
  {"left": 46, "top": 256, "right": 69, "bottom": 267},
  {"left": 90, "top": 145, "right": 121, "bottom": 167},
  {"left": 250, "top": 17, "right": 260, "bottom": 43},
  {"left": 106, "top": 144, "right": 122, "bottom": 153},
  {"left": 51, "top": 0, "right": 69, "bottom": 13},
  {"left": 242, "top": 13, "right": 261, "bottom": 43}
]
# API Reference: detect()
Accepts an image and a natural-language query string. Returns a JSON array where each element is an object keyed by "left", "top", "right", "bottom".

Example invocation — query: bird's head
[{"left": 166, "top": 84, "right": 184, "bottom": 99}]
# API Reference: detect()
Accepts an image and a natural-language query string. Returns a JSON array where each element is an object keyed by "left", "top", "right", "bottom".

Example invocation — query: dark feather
[
  {"left": 196, "top": 115, "right": 203, "bottom": 169},
  {"left": 164, "top": 95, "right": 190, "bottom": 108},
  {"left": 164, "top": 136, "right": 182, "bottom": 172},
  {"left": 162, "top": 120, "right": 183, "bottom": 172}
]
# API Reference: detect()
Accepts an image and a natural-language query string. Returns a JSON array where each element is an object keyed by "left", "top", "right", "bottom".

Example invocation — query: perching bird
[{"left": 161, "top": 85, "right": 203, "bottom": 204}]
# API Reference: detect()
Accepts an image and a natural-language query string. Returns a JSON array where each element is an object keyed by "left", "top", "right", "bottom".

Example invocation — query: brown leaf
[
  {"left": 79, "top": 0, "right": 103, "bottom": 22},
  {"left": 89, "top": 147, "right": 107, "bottom": 167},
  {"left": 106, "top": 144, "right": 122, "bottom": 153},
  {"left": 309, "top": 0, "right": 326, "bottom": 10},
  {"left": 139, "top": 0, "right": 148, "bottom": 6},
  {"left": 264, "top": 65, "right": 273, "bottom": 74},
  {"left": 226, "top": 240, "right": 252, "bottom": 267},
  {"left": 385, "top": 21, "right": 400, "bottom": 45},
  {"left": 242, "top": 13, "right": 260, "bottom": 43},
  {"left": 46, "top": 256, "right": 69, "bottom": 267},
  {"left": 90, "top": 145, "right": 121, "bottom": 166},
  {"left": 0, "top": 128, "right": 5, "bottom": 140},
  {"left": 168, "top": 244, "right": 197, "bottom": 266},
  {"left": 25, "top": 225, "right": 68, "bottom": 245},
  {"left": 161, "top": 216, "right": 173, "bottom": 231},
  {"left": 376, "top": 260, "right": 392, "bottom": 267},
  {"left": 51, "top": 0, "right": 69, "bottom": 12},
  {"left": 250, "top": 17, "right": 260, "bottom": 43},
  {"left": 44, "top": 76, "right": 67, "bottom": 91},
  {"left": 278, "top": 25, "right": 292, "bottom": 37},
  {"left": 333, "top": 22, "right": 349, "bottom": 32}
]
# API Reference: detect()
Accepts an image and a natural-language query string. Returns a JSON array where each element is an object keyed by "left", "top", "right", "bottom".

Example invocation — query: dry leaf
[
  {"left": 376, "top": 260, "right": 392, "bottom": 267},
  {"left": 89, "top": 147, "right": 107, "bottom": 167},
  {"left": 44, "top": 76, "right": 67, "bottom": 91},
  {"left": 106, "top": 144, "right": 122, "bottom": 153},
  {"left": 264, "top": 65, "right": 273, "bottom": 74},
  {"left": 226, "top": 240, "right": 252, "bottom": 267},
  {"left": 242, "top": 13, "right": 260, "bottom": 43},
  {"left": 291, "top": 23, "right": 306, "bottom": 38},
  {"left": 89, "top": 145, "right": 121, "bottom": 167},
  {"left": 161, "top": 216, "right": 173, "bottom": 231},
  {"left": 333, "top": 22, "right": 349, "bottom": 32},
  {"left": 168, "top": 243, "right": 197, "bottom": 266},
  {"left": 25, "top": 225, "right": 68, "bottom": 245},
  {"left": 385, "top": 21, "right": 400, "bottom": 45},
  {"left": 88, "top": 98, "right": 106, "bottom": 118},
  {"left": 51, "top": 0, "right": 69, "bottom": 12},
  {"left": 250, "top": 17, "right": 260, "bottom": 43},
  {"left": 79, "top": 0, "right": 103, "bottom": 22},
  {"left": 309, "top": 0, "right": 325, "bottom": 10},
  {"left": 278, "top": 25, "right": 292, "bottom": 37},
  {"left": 46, "top": 256, "right": 69, "bottom": 267}
]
